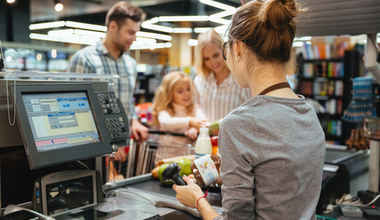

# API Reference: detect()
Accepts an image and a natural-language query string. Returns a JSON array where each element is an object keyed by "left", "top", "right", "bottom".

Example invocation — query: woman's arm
[
  {"left": 218, "top": 119, "right": 256, "bottom": 219},
  {"left": 173, "top": 176, "right": 220, "bottom": 220}
]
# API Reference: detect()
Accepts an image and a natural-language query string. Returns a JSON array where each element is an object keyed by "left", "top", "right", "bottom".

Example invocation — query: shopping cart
[{"left": 124, "top": 130, "right": 195, "bottom": 178}]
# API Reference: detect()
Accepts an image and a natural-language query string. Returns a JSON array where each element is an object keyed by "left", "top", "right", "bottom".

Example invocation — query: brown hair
[
  {"left": 152, "top": 72, "right": 195, "bottom": 126},
  {"left": 194, "top": 30, "right": 229, "bottom": 77},
  {"left": 229, "top": 0, "right": 301, "bottom": 63},
  {"left": 105, "top": 1, "right": 146, "bottom": 28}
]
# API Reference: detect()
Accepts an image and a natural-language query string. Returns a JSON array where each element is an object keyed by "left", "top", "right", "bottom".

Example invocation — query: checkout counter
[{"left": 0, "top": 72, "right": 375, "bottom": 219}]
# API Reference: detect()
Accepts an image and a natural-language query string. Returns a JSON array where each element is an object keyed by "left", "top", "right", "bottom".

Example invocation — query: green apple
[
  {"left": 158, "top": 163, "right": 173, "bottom": 185},
  {"left": 175, "top": 158, "right": 192, "bottom": 176}
]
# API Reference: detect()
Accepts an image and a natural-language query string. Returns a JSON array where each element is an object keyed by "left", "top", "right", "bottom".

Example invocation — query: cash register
[{"left": 0, "top": 81, "right": 130, "bottom": 218}]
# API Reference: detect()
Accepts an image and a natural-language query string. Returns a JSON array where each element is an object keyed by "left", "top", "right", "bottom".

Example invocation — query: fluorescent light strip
[
  {"left": 31, "top": 33, "right": 162, "bottom": 50},
  {"left": 214, "top": 24, "right": 230, "bottom": 35},
  {"left": 48, "top": 29, "right": 106, "bottom": 38},
  {"left": 172, "top": 28, "right": 193, "bottom": 33},
  {"left": 130, "top": 42, "right": 172, "bottom": 50},
  {"left": 141, "top": 21, "right": 173, "bottom": 33},
  {"left": 136, "top": 37, "right": 157, "bottom": 44},
  {"left": 210, "top": 10, "right": 236, "bottom": 18},
  {"left": 199, "top": 0, "right": 236, "bottom": 12},
  {"left": 209, "top": 16, "right": 231, "bottom": 25},
  {"left": 65, "top": 21, "right": 107, "bottom": 32},
  {"left": 29, "top": 21, "right": 65, "bottom": 30},
  {"left": 158, "top": 16, "right": 209, "bottom": 22},
  {"left": 30, "top": 33, "right": 97, "bottom": 45},
  {"left": 150, "top": 17, "right": 160, "bottom": 24},
  {"left": 194, "top": 27, "right": 212, "bottom": 33},
  {"left": 136, "top": 31, "right": 172, "bottom": 41}
]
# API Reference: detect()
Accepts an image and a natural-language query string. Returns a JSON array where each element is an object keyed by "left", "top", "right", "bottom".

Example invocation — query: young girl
[{"left": 152, "top": 71, "right": 208, "bottom": 162}]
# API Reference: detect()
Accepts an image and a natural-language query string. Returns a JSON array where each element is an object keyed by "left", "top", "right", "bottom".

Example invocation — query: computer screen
[
  {"left": 23, "top": 92, "right": 100, "bottom": 152},
  {"left": 9, "top": 83, "right": 112, "bottom": 169}
]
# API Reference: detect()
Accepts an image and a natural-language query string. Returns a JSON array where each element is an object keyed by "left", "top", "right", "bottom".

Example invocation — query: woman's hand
[
  {"left": 189, "top": 118, "right": 208, "bottom": 131},
  {"left": 172, "top": 175, "right": 205, "bottom": 208},
  {"left": 185, "top": 127, "right": 198, "bottom": 140}
]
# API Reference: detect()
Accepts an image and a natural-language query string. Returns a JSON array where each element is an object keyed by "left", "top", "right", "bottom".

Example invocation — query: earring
[{"left": 235, "top": 56, "right": 240, "bottom": 61}]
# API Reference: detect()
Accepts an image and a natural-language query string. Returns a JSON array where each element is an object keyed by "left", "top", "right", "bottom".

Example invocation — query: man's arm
[{"left": 131, "top": 118, "right": 148, "bottom": 141}]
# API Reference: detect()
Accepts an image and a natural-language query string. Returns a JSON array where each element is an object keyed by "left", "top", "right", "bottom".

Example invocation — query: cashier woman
[{"left": 173, "top": 0, "right": 325, "bottom": 219}]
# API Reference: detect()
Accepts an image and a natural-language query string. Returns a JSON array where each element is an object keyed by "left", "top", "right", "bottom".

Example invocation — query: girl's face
[
  {"left": 172, "top": 78, "right": 192, "bottom": 107},
  {"left": 202, "top": 42, "right": 225, "bottom": 74}
]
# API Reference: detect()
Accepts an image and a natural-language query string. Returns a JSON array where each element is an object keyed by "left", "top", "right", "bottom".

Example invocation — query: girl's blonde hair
[
  {"left": 194, "top": 29, "right": 229, "bottom": 77},
  {"left": 152, "top": 71, "right": 195, "bottom": 125}
]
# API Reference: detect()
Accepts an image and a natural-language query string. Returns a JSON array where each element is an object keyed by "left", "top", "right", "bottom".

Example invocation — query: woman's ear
[{"left": 233, "top": 40, "right": 244, "bottom": 60}]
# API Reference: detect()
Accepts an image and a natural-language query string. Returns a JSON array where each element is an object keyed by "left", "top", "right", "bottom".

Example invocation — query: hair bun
[{"left": 259, "top": 0, "right": 298, "bottom": 31}]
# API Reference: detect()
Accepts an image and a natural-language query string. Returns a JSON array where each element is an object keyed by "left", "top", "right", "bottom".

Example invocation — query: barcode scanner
[{"left": 162, "top": 163, "right": 187, "bottom": 185}]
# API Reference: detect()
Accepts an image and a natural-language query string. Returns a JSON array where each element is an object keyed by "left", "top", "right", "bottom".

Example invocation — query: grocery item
[
  {"left": 211, "top": 136, "right": 219, "bottom": 155},
  {"left": 191, "top": 154, "right": 220, "bottom": 186},
  {"left": 194, "top": 127, "right": 212, "bottom": 159},
  {"left": 209, "top": 119, "right": 222, "bottom": 136}
]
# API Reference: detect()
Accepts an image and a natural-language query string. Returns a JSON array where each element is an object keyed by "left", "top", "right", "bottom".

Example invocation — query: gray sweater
[{"left": 215, "top": 95, "right": 325, "bottom": 220}]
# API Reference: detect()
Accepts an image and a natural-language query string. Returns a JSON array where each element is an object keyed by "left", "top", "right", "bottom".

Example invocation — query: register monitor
[{"left": 9, "top": 83, "right": 112, "bottom": 169}]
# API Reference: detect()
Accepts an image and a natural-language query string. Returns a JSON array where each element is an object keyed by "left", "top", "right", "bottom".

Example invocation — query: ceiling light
[
  {"left": 208, "top": 16, "right": 230, "bottom": 25},
  {"left": 136, "top": 32, "right": 172, "bottom": 41},
  {"left": 65, "top": 21, "right": 107, "bottom": 32},
  {"left": 199, "top": 0, "right": 237, "bottom": 12},
  {"left": 135, "top": 37, "right": 157, "bottom": 44},
  {"left": 172, "top": 28, "right": 193, "bottom": 33},
  {"left": 54, "top": 0, "right": 64, "bottom": 12},
  {"left": 30, "top": 33, "right": 98, "bottom": 45},
  {"left": 141, "top": 21, "right": 173, "bottom": 33},
  {"left": 194, "top": 27, "right": 212, "bottom": 33},
  {"left": 214, "top": 24, "right": 230, "bottom": 35},
  {"left": 29, "top": 21, "right": 66, "bottom": 30},
  {"left": 211, "top": 10, "right": 236, "bottom": 18},
  {"left": 7, "top": 0, "right": 15, "bottom": 4},
  {"left": 130, "top": 42, "right": 172, "bottom": 50},
  {"left": 47, "top": 29, "right": 106, "bottom": 38},
  {"left": 157, "top": 16, "right": 209, "bottom": 22}
]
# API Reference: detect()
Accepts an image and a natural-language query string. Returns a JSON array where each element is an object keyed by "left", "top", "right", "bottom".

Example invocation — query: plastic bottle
[{"left": 194, "top": 127, "right": 212, "bottom": 159}]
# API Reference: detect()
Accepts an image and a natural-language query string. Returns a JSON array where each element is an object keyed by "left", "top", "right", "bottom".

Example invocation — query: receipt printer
[{"left": 32, "top": 170, "right": 103, "bottom": 216}]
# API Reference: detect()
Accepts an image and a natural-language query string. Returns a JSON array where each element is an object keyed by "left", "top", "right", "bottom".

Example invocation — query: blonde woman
[
  {"left": 194, "top": 30, "right": 251, "bottom": 122},
  {"left": 152, "top": 72, "right": 208, "bottom": 162}
]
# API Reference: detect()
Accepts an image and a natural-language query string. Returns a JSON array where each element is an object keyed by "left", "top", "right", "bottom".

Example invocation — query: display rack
[{"left": 297, "top": 50, "right": 360, "bottom": 144}]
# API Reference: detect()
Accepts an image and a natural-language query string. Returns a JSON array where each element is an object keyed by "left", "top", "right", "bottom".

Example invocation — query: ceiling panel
[
  {"left": 296, "top": 0, "right": 380, "bottom": 36},
  {"left": 29, "top": 0, "right": 380, "bottom": 36}
]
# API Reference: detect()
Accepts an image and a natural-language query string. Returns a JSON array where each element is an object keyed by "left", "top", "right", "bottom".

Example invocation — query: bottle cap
[
  {"left": 211, "top": 136, "right": 218, "bottom": 145},
  {"left": 200, "top": 127, "right": 209, "bottom": 134}
]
